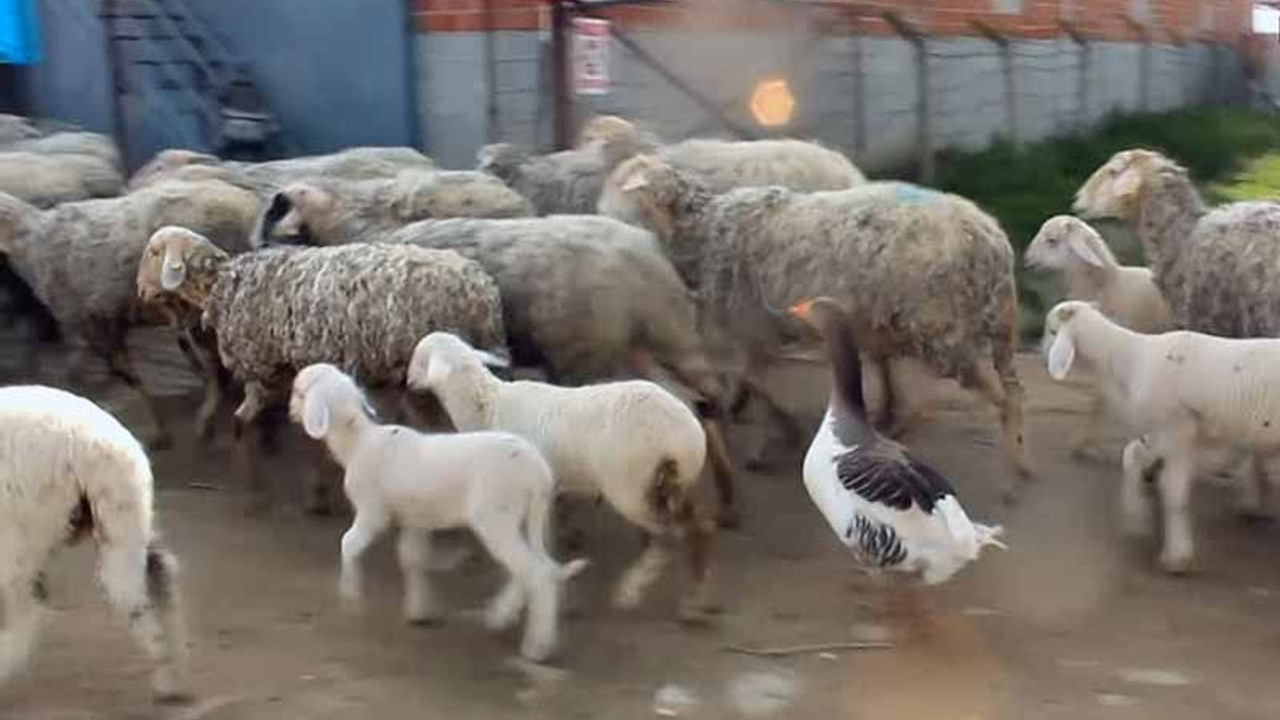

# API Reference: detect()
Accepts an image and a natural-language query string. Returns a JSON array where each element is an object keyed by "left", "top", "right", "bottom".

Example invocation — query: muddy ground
[{"left": 3, "top": 328, "right": 1280, "bottom": 720}]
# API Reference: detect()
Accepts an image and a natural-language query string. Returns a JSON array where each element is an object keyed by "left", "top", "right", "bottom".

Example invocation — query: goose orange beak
[{"left": 789, "top": 299, "right": 813, "bottom": 320}]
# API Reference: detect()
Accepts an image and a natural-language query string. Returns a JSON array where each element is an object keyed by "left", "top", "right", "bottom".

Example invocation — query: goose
[{"left": 790, "top": 296, "right": 1007, "bottom": 587}]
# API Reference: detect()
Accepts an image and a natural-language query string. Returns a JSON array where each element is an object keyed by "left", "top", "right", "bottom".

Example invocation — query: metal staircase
[{"left": 101, "top": 0, "right": 282, "bottom": 164}]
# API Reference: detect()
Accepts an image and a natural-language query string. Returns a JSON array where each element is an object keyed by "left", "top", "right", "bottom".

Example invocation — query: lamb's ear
[
  {"left": 302, "top": 388, "right": 331, "bottom": 439},
  {"left": 1046, "top": 327, "right": 1076, "bottom": 381},
  {"left": 472, "top": 348, "right": 511, "bottom": 369},
  {"left": 1067, "top": 232, "right": 1107, "bottom": 268},
  {"left": 160, "top": 245, "right": 186, "bottom": 291},
  {"left": 1112, "top": 161, "right": 1146, "bottom": 199},
  {"left": 619, "top": 170, "right": 649, "bottom": 193}
]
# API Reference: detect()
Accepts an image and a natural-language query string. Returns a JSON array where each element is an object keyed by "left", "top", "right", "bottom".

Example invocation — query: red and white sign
[{"left": 572, "top": 17, "right": 612, "bottom": 95}]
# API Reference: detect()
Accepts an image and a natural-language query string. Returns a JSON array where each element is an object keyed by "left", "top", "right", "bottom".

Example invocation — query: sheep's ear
[
  {"left": 302, "top": 389, "right": 331, "bottom": 439},
  {"left": 160, "top": 245, "right": 186, "bottom": 291},
  {"left": 619, "top": 171, "right": 649, "bottom": 193},
  {"left": 472, "top": 348, "right": 511, "bottom": 369},
  {"left": 1112, "top": 161, "right": 1145, "bottom": 199},
  {"left": 1067, "top": 232, "right": 1106, "bottom": 268},
  {"left": 1046, "top": 328, "right": 1076, "bottom": 381}
]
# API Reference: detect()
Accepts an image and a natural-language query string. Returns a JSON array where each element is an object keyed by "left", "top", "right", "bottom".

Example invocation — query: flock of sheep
[{"left": 1, "top": 107, "right": 1278, "bottom": 704}]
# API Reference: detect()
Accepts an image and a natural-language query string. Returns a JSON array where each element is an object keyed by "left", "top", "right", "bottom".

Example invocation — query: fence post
[
  {"left": 484, "top": 0, "right": 499, "bottom": 143},
  {"left": 1060, "top": 20, "right": 1089, "bottom": 133},
  {"left": 972, "top": 20, "right": 1016, "bottom": 148},
  {"left": 100, "top": 0, "right": 131, "bottom": 167},
  {"left": 850, "top": 15, "right": 867, "bottom": 157},
  {"left": 551, "top": 1, "right": 572, "bottom": 150},
  {"left": 883, "top": 11, "right": 931, "bottom": 184}
]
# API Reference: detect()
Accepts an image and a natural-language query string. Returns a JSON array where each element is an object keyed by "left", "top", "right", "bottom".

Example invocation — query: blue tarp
[{"left": 0, "top": 0, "right": 41, "bottom": 65}]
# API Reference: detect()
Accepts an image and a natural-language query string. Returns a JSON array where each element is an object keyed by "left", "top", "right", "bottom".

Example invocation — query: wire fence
[{"left": 480, "top": 15, "right": 1248, "bottom": 180}]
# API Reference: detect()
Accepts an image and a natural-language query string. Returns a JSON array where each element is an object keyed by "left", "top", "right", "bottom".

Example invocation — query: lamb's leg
[
  {"left": 98, "top": 540, "right": 191, "bottom": 703},
  {"left": 0, "top": 583, "right": 43, "bottom": 685},
  {"left": 675, "top": 499, "right": 720, "bottom": 624},
  {"left": 1236, "top": 452, "right": 1273, "bottom": 523},
  {"left": 1070, "top": 389, "right": 1108, "bottom": 461},
  {"left": 1155, "top": 451, "right": 1197, "bottom": 575},
  {"left": 188, "top": 332, "right": 230, "bottom": 446},
  {"left": 338, "top": 504, "right": 391, "bottom": 612},
  {"left": 105, "top": 345, "right": 173, "bottom": 452},
  {"left": 727, "top": 376, "right": 754, "bottom": 423},
  {"left": 472, "top": 517, "right": 558, "bottom": 663},
  {"left": 612, "top": 532, "right": 674, "bottom": 611},
  {"left": 304, "top": 445, "right": 338, "bottom": 516},
  {"left": 398, "top": 527, "right": 443, "bottom": 625},
  {"left": 1120, "top": 439, "right": 1159, "bottom": 537}
]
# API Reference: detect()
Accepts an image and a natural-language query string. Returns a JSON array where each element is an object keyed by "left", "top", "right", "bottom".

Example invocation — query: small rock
[
  {"left": 1096, "top": 693, "right": 1139, "bottom": 708},
  {"left": 1116, "top": 668, "right": 1193, "bottom": 687},
  {"left": 653, "top": 684, "right": 698, "bottom": 717},
  {"left": 728, "top": 671, "right": 797, "bottom": 717}
]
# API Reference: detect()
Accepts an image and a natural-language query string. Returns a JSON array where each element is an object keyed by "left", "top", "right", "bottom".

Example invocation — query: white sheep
[
  {"left": 408, "top": 331, "right": 718, "bottom": 620},
  {"left": 290, "top": 363, "right": 587, "bottom": 663},
  {"left": 1025, "top": 215, "right": 1172, "bottom": 458},
  {"left": 0, "top": 385, "right": 189, "bottom": 701},
  {"left": 1042, "top": 300, "right": 1280, "bottom": 574}
]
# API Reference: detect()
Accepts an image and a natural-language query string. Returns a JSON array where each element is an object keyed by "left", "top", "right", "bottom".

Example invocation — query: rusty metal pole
[{"left": 551, "top": 1, "right": 573, "bottom": 149}]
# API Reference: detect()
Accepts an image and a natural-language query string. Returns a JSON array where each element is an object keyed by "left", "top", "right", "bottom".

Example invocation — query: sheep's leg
[
  {"left": 105, "top": 345, "right": 174, "bottom": 452},
  {"left": 472, "top": 517, "right": 558, "bottom": 663},
  {"left": 676, "top": 499, "right": 720, "bottom": 624},
  {"left": 727, "top": 376, "right": 754, "bottom": 423},
  {"left": 612, "top": 532, "right": 674, "bottom": 611},
  {"left": 338, "top": 505, "right": 391, "bottom": 612},
  {"left": 1154, "top": 451, "right": 1197, "bottom": 575},
  {"left": 873, "top": 356, "right": 897, "bottom": 433},
  {"left": 0, "top": 583, "right": 43, "bottom": 685},
  {"left": 740, "top": 362, "right": 803, "bottom": 473},
  {"left": 98, "top": 540, "right": 191, "bottom": 703},
  {"left": 968, "top": 361, "right": 1033, "bottom": 503},
  {"left": 701, "top": 416, "right": 740, "bottom": 528},
  {"left": 398, "top": 527, "right": 443, "bottom": 625},
  {"left": 188, "top": 333, "right": 230, "bottom": 446}
]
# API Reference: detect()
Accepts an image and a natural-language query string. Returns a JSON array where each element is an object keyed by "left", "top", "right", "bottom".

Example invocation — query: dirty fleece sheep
[
  {"left": 0, "top": 179, "right": 261, "bottom": 449},
  {"left": 1025, "top": 215, "right": 1172, "bottom": 459},
  {"left": 599, "top": 155, "right": 1032, "bottom": 492},
  {"left": 137, "top": 227, "right": 506, "bottom": 514},
  {"left": 410, "top": 332, "right": 719, "bottom": 621},
  {"left": 266, "top": 213, "right": 741, "bottom": 527},
  {"left": 1074, "top": 148, "right": 1280, "bottom": 514},
  {"left": 253, "top": 170, "right": 533, "bottom": 247},
  {"left": 128, "top": 146, "right": 435, "bottom": 193},
  {"left": 1042, "top": 300, "right": 1280, "bottom": 574},
  {"left": 291, "top": 363, "right": 587, "bottom": 663},
  {"left": 0, "top": 385, "right": 189, "bottom": 701}
]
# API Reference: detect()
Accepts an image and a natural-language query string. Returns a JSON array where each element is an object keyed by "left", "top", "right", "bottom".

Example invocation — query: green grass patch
[{"left": 933, "top": 106, "right": 1280, "bottom": 342}]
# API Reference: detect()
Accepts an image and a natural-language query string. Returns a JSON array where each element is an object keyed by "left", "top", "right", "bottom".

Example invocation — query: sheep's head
[
  {"left": 394, "top": 171, "right": 533, "bottom": 221},
  {"left": 290, "top": 363, "right": 376, "bottom": 440},
  {"left": 598, "top": 154, "right": 685, "bottom": 243},
  {"left": 1025, "top": 215, "right": 1115, "bottom": 272},
  {"left": 256, "top": 182, "right": 336, "bottom": 247},
  {"left": 137, "top": 226, "right": 228, "bottom": 308},
  {"left": 1041, "top": 300, "right": 1102, "bottom": 381},
  {"left": 129, "top": 149, "right": 220, "bottom": 191},
  {"left": 475, "top": 143, "right": 529, "bottom": 186},
  {"left": 578, "top": 115, "right": 637, "bottom": 147},
  {"left": 1073, "top": 149, "right": 1173, "bottom": 221},
  {"left": 407, "top": 332, "right": 510, "bottom": 429}
]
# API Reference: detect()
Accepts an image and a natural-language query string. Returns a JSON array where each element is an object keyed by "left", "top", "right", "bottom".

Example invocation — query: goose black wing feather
[{"left": 834, "top": 441, "right": 956, "bottom": 513}]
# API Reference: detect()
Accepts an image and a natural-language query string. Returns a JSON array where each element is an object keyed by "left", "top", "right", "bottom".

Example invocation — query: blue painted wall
[{"left": 22, "top": 0, "right": 114, "bottom": 134}]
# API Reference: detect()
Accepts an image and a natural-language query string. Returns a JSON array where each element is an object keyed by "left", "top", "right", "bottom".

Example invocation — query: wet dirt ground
[{"left": 3, "top": 329, "right": 1280, "bottom": 720}]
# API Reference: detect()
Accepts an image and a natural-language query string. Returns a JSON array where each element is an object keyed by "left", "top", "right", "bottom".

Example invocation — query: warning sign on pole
[{"left": 572, "top": 17, "right": 612, "bottom": 95}]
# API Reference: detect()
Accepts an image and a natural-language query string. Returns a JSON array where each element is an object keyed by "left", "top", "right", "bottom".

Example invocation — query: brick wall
[{"left": 412, "top": 0, "right": 1253, "bottom": 43}]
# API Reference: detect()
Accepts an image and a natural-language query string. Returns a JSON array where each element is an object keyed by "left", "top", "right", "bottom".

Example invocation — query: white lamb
[
  {"left": 1025, "top": 215, "right": 1172, "bottom": 459},
  {"left": 289, "top": 363, "right": 587, "bottom": 663},
  {"left": 0, "top": 385, "right": 189, "bottom": 701},
  {"left": 1042, "top": 300, "right": 1280, "bottom": 574},
  {"left": 407, "top": 331, "right": 718, "bottom": 620}
]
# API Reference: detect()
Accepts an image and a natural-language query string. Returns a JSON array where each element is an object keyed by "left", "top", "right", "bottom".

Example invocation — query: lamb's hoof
[
  {"left": 1158, "top": 553, "right": 1195, "bottom": 576},
  {"left": 147, "top": 432, "right": 175, "bottom": 453},
  {"left": 716, "top": 506, "right": 741, "bottom": 530}
]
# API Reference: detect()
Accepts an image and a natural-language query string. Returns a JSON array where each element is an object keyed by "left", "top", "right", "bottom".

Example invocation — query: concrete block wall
[{"left": 412, "top": 0, "right": 1254, "bottom": 172}]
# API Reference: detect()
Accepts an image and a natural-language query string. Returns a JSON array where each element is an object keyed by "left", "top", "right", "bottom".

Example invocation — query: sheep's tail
[{"left": 526, "top": 482, "right": 589, "bottom": 583}]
